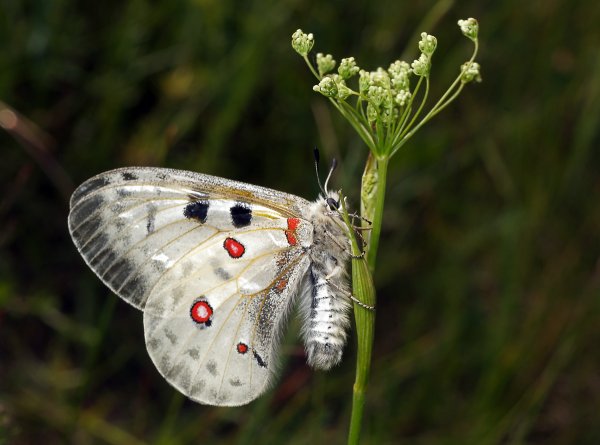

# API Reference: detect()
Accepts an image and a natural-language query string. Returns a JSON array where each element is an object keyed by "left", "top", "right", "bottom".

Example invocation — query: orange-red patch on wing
[
  {"left": 274, "top": 278, "right": 288, "bottom": 293},
  {"left": 285, "top": 218, "right": 300, "bottom": 246}
]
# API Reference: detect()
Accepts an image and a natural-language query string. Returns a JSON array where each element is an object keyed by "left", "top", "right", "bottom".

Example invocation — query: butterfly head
[
  {"left": 321, "top": 191, "right": 342, "bottom": 213},
  {"left": 326, "top": 195, "right": 340, "bottom": 211}
]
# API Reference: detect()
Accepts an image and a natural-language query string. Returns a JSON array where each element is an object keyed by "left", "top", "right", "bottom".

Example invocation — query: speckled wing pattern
[{"left": 68, "top": 167, "right": 314, "bottom": 406}]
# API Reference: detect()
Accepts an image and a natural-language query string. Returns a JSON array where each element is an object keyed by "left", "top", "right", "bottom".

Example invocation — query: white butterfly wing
[
  {"left": 68, "top": 167, "right": 313, "bottom": 405},
  {"left": 144, "top": 249, "right": 310, "bottom": 405}
]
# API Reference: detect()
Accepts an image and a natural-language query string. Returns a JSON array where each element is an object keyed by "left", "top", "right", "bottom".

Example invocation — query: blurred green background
[{"left": 1, "top": 0, "right": 599, "bottom": 443}]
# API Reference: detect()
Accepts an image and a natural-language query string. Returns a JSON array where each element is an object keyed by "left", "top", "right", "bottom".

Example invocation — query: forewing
[{"left": 68, "top": 167, "right": 311, "bottom": 309}]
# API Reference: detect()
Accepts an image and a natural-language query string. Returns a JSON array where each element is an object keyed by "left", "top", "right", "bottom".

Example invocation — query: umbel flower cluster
[{"left": 292, "top": 18, "right": 481, "bottom": 159}]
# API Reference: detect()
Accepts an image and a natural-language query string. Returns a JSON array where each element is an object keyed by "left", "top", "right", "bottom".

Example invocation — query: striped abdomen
[{"left": 302, "top": 268, "right": 350, "bottom": 370}]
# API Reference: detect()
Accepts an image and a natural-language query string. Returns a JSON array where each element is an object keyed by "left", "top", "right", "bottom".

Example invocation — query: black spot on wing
[
  {"left": 121, "top": 171, "right": 138, "bottom": 181},
  {"left": 230, "top": 203, "right": 252, "bottom": 228},
  {"left": 184, "top": 200, "right": 209, "bottom": 223},
  {"left": 253, "top": 350, "right": 267, "bottom": 368},
  {"left": 146, "top": 203, "right": 157, "bottom": 233}
]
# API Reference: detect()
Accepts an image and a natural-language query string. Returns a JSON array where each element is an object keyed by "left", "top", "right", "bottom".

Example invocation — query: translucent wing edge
[{"left": 69, "top": 167, "right": 312, "bottom": 217}]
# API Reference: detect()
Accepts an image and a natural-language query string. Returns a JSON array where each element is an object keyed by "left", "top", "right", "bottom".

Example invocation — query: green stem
[
  {"left": 396, "top": 77, "right": 430, "bottom": 143},
  {"left": 347, "top": 258, "right": 376, "bottom": 445},
  {"left": 339, "top": 196, "right": 377, "bottom": 445},
  {"left": 302, "top": 55, "right": 320, "bottom": 80},
  {"left": 394, "top": 76, "right": 424, "bottom": 142},
  {"left": 389, "top": 82, "right": 464, "bottom": 158},
  {"left": 342, "top": 153, "right": 389, "bottom": 444},
  {"left": 337, "top": 100, "right": 376, "bottom": 151},
  {"left": 365, "top": 156, "right": 389, "bottom": 272}
]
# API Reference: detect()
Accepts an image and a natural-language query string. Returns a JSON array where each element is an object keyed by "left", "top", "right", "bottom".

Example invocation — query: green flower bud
[
  {"left": 338, "top": 57, "right": 360, "bottom": 80},
  {"left": 358, "top": 70, "right": 371, "bottom": 94},
  {"left": 381, "top": 105, "right": 397, "bottom": 125},
  {"left": 388, "top": 60, "right": 410, "bottom": 78},
  {"left": 389, "top": 60, "right": 411, "bottom": 91},
  {"left": 411, "top": 53, "right": 430, "bottom": 77},
  {"left": 335, "top": 77, "right": 353, "bottom": 100},
  {"left": 291, "top": 29, "right": 314, "bottom": 56},
  {"left": 370, "top": 67, "right": 391, "bottom": 89},
  {"left": 367, "top": 85, "right": 386, "bottom": 106},
  {"left": 313, "top": 75, "right": 338, "bottom": 97},
  {"left": 458, "top": 18, "right": 478, "bottom": 41},
  {"left": 418, "top": 32, "right": 437, "bottom": 56},
  {"left": 460, "top": 61, "right": 482, "bottom": 83},
  {"left": 366, "top": 102, "right": 378, "bottom": 123},
  {"left": 382, "top": 94, "right": 396, "bottom": 123},
  {"left": 316, "top": 53, "right": 336, "bottom": 77},
  {"left": 395, "top": 90, "right": 411, "bottom": 107}
]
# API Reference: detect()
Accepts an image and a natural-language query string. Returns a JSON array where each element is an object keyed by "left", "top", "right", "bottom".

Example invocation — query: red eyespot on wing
[
  {"left": 285, "top": 218, "right": 300, "bottom": 246},
  {"left": 236, "top": 342, "right": 249, "bottom": 354},
  {"left": 224, "top": 237, "right": 245, "bottom": 258},
  {"left": 190, "top": 299, "right": 213, "bottom": 326}
]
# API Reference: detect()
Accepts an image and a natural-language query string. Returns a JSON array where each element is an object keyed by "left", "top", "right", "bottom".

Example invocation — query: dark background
[{"left": 1, "top": 0, "right": 599, "bottom": 443}]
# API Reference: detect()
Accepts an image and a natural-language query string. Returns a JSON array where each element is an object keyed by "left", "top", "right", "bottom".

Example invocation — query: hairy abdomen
[{"left": 301, "top": 268, "right": 350, "bottom": 370}]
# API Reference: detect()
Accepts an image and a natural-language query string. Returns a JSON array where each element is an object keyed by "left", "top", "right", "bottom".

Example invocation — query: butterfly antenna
[
  {"left": 323, "top": 158, "right": 337, "bottom": 193},
  {"left": 313, "top": 147, "right": 327, "bottom": 196}
]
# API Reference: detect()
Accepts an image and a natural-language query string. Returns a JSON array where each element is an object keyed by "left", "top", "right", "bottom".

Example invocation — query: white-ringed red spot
[
  {"left": 285, "top": 218, "right": 300, "bottom": 246},
  {"left": 190, "top": 299, "right": 213, "bottom": 326},
  {"left": 224, "top": 237, "right": 245, "bottom": 258}
]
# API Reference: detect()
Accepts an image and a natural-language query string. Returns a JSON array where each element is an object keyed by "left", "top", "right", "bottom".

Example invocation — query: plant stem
[
  {"left": 365, "top": 156, "right": 389, "bottom": 272},
  {"left": 347, "top": 257, "right": 376, "bottom": 445},
  {"left": 342, "top": 153, "right": 388, "bottom": 444}
]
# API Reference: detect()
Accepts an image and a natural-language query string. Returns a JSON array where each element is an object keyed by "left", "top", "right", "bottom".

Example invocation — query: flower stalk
[{"left": 292, "top": 19, "right": 481, "bottom": 444}]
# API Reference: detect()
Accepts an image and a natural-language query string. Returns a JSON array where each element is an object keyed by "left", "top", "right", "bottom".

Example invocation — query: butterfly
[{"left": 68, "top": 166, "right": 359, "bottom": 406}]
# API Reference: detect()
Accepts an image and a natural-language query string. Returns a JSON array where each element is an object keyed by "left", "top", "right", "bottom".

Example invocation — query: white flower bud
[{"left": 291, "top": 29, "right": 314, "bottom": 56}]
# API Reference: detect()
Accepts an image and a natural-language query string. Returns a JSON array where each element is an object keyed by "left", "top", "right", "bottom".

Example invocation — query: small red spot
[
  {"left": 236, "top": 342, "right": 249, "bottom": 354},
  {"left": 224, "top": 237, "right": 245, "bottom": 258},
  {"left": 285, "top": 218, "right": 300, "bottom": 246},
  {"left": 190, "top": 299, "right": 213, "bottom": 325},
  {"left": 275, "top": 278, "right": 288, "bottom": 293}
]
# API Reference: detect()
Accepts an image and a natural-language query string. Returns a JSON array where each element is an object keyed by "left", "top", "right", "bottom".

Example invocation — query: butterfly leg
[
  {"left": 348, "top": 294, "right": 376, "bottom": 311},
  {"left": 321, "top": 227, "right": 366, "bottom": 259},
  {"left": 349, "top": 212, "right": 372, "bottom": 226},
  {"left": 323, "top": 270, "right": 375, "bottom": 311}
]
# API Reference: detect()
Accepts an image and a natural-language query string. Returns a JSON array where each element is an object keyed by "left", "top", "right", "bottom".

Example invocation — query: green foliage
[{"left": 1, "top": 0, "right": 599, "bottom": 444}]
